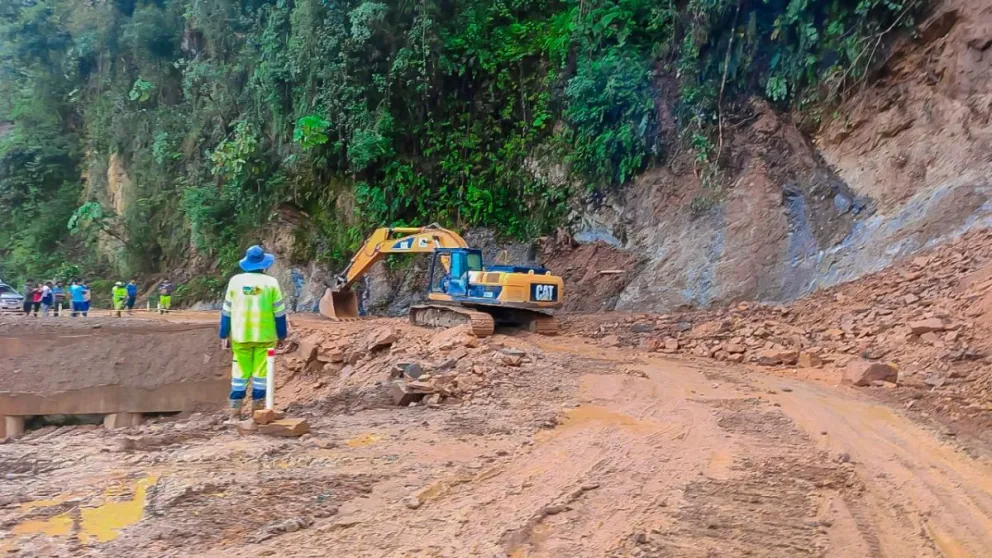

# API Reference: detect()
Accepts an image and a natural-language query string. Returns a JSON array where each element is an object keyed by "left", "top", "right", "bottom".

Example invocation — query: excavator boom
[{"left": 321, "top": 224, "right": 468, "bottom": 319}]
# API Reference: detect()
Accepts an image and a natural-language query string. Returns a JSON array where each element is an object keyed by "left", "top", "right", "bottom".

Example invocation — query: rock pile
[
  {"left": 282, "top": 322, "right": 542, "bottom": 411},
  {"left": 567, "top": 228, "right": 992, "bottom": 433}
]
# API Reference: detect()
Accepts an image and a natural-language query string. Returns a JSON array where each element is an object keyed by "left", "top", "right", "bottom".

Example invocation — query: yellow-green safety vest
[
  {"left": 112, "top": 286, "right": 128, "bottom": 300},
  {"left": 223, "top": 273, "right": 286, "bottom": 343}
]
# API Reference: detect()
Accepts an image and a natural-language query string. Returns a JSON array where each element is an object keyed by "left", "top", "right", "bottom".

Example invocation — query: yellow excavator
[{"left": 319, "top": 224, "right": 563, "bottom": 336}]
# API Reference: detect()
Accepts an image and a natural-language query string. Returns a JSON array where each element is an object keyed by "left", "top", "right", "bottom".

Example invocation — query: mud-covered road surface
[{"left": 1, "top": 313, "right": 990, "bottom": 557}]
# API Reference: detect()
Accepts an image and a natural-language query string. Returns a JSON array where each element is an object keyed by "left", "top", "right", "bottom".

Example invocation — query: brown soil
[
  {"left": 2, "top": 306, "right": 991, "bottom": 556},
  {"left": 540, "top": 230, "right": 644, "bottom": 312},
  {"left": 818, "top": 0, "right": 992, "bottom": 212},
  {"left": 0, "top": 317, "right": 226, "bottom": 394}
]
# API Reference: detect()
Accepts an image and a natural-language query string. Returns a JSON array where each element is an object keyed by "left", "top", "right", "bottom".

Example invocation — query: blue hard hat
[{"left": 239, "top": 245, "right": 275, "bottom": 272}]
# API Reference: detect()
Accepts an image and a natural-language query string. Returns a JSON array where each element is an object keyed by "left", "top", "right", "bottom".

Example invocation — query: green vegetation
[{"left": 0, "top": 0, "right": 923, "bottom": 286}]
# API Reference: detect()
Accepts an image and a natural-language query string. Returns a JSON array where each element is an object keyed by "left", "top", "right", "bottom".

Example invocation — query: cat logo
[
  {"left": 393, "top": 239, "right": 413, "bottom": 250},
  {"left": 241, "top": 285, "right": 262, "bottom": 296},
  {"left": 531, "top": 284, "right": 557, "bottom": 302}
]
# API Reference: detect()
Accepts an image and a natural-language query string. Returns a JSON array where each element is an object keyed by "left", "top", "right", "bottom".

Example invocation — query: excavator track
[
  {"left": 527, "top": 313, "right": 559, "bottom": 335},
  {"left": 485, "top": 306, "right": 558, "bottom": 335},
  {"left": 462, "top": 305, "right": 558, "bottom": 336},
  {"left": 409, "top": 304, "right": 496, "bottom": 337}
]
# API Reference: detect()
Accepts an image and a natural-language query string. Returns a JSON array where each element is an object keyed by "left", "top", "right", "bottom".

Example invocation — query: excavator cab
[{"left": 429, "top": 248, "right": 483, "bottom": 297}]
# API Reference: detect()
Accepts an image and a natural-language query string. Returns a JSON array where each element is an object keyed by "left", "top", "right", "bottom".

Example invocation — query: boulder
[
  {"left": 692, "top": 321, "right": 722, "bottom": 338},
  {"left": 317, "top": 347, "right": 345, "bottom": 363},
  {"left": 298, "top": 338, "right": 319, "bottom": 363},
  {"left": 662, "top": 338, "right": 679, "bottom": 352},
  {"left": 908, "top": 318, "right": 944, "bottom": 335},
  {"left": 253, "top": 409, "right": 286, "bottom": 425},
  {"left": 429, "top": 325, "right": 478, "bottom": 351},
  {"left": 756, "top": 349, "right": 798, "bottom": 366},
  {"left": 501, "top": 353, "right": 523, "bottom": 367},
  {"left": 600, "top": 334, "right": 620, "bottom": 347},
  {"left": 366, "top": 327, "right": 398, "bottom": 352},
  {"left": 389, "top": 381, "right": 424, "bottom": 406},
  {"left": 693, "top": 345, "right": 714, "bottom": 358},
  {"left": 258, "top": 418, "right": 310, "bottom": 437},
  {"left": 402, "top": 362, "right": 425, "bottom": 380},
  {"left": 843, "top": 359, "right": 898, "bottom": 387},
  {"left": 724, "top": 342, "right": 745, "bottom": 354}
]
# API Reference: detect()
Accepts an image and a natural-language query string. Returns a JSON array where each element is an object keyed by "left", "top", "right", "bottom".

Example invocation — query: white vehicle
[{"left": 0, "top": 283, "right": 25, "bottom": 313}]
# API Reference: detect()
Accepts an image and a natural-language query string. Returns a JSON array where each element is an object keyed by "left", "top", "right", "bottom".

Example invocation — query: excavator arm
[
  {"left": 320, "top": 224, "right": 468, "bottom": 319},
  {"left": 332, "top": 225, "right": 469, "bottom": 290}
]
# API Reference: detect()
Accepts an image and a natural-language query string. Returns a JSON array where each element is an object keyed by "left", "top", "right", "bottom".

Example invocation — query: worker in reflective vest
[{"left": 219, "top": 245, "right": 287, "bottom": 421}]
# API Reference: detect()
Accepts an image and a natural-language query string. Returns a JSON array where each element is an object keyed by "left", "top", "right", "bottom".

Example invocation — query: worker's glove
[{"left": 221, "top": 338, "right": 230, "bottom": 350}]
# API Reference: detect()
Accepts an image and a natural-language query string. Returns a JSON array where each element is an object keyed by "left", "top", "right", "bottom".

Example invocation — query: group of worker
[
  {"left": 21, "top": 278, "right": 95, "bottom": 317},
  {"left": 20, "top": 280, "right": 66, "bottom": 317},
  {"left": 108, "top": 278, "right": 174, "bottom": 317},
  {"left": 20, "top": 277, "right": 176, "bottom": 317}
]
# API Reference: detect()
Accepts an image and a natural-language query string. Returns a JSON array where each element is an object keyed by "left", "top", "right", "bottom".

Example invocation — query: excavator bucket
[{"left": 319, "top": 289, "right": 360, "bottom": 320}]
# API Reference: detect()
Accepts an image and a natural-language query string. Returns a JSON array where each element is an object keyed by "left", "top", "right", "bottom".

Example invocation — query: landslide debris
[
  {"left": 279, "top": 322, "right": 558, "bottom": 415},
  {"left": 566, "top": 227, "right": 992, "bottom": 443}
]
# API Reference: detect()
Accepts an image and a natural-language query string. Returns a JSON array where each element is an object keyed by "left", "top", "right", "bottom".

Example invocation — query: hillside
[{"left": 0, "top": 0, "right": 937, "bottom": 310}]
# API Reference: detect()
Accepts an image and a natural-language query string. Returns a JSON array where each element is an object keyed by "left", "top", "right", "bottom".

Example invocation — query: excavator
[{"left": 318, "top": 224, "right": 563, "bottom": 336}]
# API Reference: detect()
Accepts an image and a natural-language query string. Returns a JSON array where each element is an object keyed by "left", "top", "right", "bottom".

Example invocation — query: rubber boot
[
  {"left": 226, "top": 399, "right": 243, "bottom": 424},
  {"left": 251, "top": 399, "right": 265, "bottom": 415}
]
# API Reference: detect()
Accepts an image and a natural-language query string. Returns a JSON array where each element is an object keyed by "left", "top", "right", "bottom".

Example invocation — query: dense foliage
[{"left": 0, "top": 0, "right": 923, "bottom": 285}]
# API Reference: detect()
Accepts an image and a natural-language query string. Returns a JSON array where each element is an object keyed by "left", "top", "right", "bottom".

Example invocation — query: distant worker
[
  {"left": 219, "top": 245, "right": 287, "bottom": 421},
  {"left": 22, "top": 279, "right": 34, "bottom": 316},
  {"left": 40, "top": 281, "right": 54, "bottom": 317},
  {"left": 125, "top": 278, "right": 138, "bottom": 314},
  {"left": 52, "top": 281, "right": 65, "bottom": 316},
  {"left": 158, "top": 278, "right": 174, "bottom": 314},
  {"left": 69, "top": 279, "right": 85, "bottom": 317},
  {"left": 81, "top": 279, "right": 91, "bottom": 317},
  {"left": 112, "top": 281, "right": 128, "bottom": 318},
  {"left": 29, "top": 283, "right": 42, "bottom": 317}
]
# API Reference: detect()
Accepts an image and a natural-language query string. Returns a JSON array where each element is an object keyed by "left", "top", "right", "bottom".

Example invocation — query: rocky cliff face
[
  {"left": 80, "top": 151, "right": 134, "bottom": 274},
  {"left": 561, "top": 0, "right": 992, "bottom": 313}
]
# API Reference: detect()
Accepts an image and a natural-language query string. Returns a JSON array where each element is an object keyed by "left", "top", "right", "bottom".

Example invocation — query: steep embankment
[{"left": 563, "top": 0, "right": 992, "bottom": 313}]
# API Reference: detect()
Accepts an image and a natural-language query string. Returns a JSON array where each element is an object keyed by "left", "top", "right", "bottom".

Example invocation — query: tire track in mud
[
  {"left": 609, "top": 397, "right": 848, "bottom": 557},
  {"left": 753, "top": 375, "right": 992, "bottom": 558}
]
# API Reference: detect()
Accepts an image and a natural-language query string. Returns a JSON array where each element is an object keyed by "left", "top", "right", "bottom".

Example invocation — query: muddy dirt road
[{"left": 1, "top": 315, "right": 990, "bottom": 557}]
